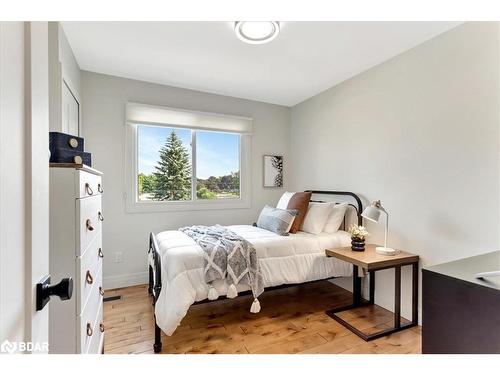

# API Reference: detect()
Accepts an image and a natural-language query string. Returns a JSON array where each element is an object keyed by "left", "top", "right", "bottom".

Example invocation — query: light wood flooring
[{"left": 103, "top": 281, "right": 421, "bottom": 354}]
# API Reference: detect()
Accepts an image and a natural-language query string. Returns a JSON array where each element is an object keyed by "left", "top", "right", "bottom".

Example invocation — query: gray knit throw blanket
[{"left": 179, "top": 225, "right": 264, "bottom": 312}]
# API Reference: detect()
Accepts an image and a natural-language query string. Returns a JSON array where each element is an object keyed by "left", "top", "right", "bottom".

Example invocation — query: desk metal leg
[
  {"left": 412, "top": 262, "right": 418, "bottom": 325},
  {"left": 369, "top": 270, "right": 375, "bottom": 304},
  {"left": 353, "top": 265, "right": 362, "bottom": 306},
  {"left": 394, "top": 266, "right": 401, "bottom": 329}
]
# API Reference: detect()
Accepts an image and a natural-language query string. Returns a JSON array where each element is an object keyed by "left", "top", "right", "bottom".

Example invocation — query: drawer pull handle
[
  {"left": 99, "top": 286, "right": 104, "bottom": 296},
  {"left": 86, "top": 219, "right": 94, "bottom": 231},
  {"left": 100, "top": 323, "right": 105, "bottom": 333},
  {"left": 85, "top": 183, "right": 94, "bottom": 196},
  {"left": 86, "top": 323, "right": 93, "bottom": 337},
  {"left": 69, "top": 138, "right": 79, "bottom": 148},
  {"left": 98, "top": 183, "right": 104, "bottom": 193},
  {"left": 86, "top": 270, "right": 94, "bottom": 285},
  {"left": 98, "top": 248, "right": 104, "bottom": 258},
  {"left": 98, "top": 212, "right": 104, "bottom": 222}
]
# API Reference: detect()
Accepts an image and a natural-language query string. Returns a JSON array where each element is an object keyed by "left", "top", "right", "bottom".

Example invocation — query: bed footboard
[{"left": 148, "top": 232, "right": 163, "bottom": 353}]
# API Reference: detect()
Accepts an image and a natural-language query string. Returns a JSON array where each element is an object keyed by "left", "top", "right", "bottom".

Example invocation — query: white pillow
[
  {"left": 301, "top": 202, "right": 334, "bottom": 235},
  {"left": 323, "top": 202, "right": 348, "bottom": 233},
  {"left": 276, "top": 191, "right": 294, "bottom": 209}
]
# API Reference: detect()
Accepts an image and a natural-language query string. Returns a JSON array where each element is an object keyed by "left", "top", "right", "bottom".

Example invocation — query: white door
[{"left": 0, "top": 21, "right": 51, "bottom": 354}]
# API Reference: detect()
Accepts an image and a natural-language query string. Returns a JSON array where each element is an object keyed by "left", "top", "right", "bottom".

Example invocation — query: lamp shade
[{"left": 362, "top": 205, "right": 381, "bottom": 222}]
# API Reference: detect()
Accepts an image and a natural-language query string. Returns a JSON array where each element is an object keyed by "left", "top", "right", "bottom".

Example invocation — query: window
[
  {"left": 137, "top": 125, "right": 192, "bottom": 202},
  {"left": 136, "top": 125, "right": 241, "bottom": 202},
  {"left": 196, "top": 130, "right": 240, "bottom": 200},
  {"left": 125, "top": 103, "right": 251, "bottom": 212}
]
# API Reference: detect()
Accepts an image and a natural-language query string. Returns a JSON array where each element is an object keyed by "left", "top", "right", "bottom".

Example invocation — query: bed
[{"left": 148, "top": 190, "right": 363, "bottom": 353}]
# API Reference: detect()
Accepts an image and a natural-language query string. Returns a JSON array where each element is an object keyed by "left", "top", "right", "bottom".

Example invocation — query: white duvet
[{"left": 153, "top": 225, "right": 352, "bottom": 335}]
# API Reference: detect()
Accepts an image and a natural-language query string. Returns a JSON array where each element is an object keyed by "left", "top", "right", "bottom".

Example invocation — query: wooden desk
[
  {"left": 423, "top": 251, "right": 500, "bottom": 353},
  {"left": 325, "top": 244, "right": 419, "bottom": 341}
]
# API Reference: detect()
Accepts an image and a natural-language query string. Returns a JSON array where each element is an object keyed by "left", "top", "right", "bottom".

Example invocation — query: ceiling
[{"left": 62, "top": 22, "right": 460, "bottom": 106}]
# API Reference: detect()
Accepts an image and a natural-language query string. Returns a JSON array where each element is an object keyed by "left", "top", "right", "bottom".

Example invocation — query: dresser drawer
[
  {"left": 77, "top": 266, "right": 103, "bottom": 353},
  {"left": 77, "top": 170, "right": 103, "bottom": 199},
  {"left": 85, "top": 301, "right": 104, "bottom": 354},
  {"left": 77, "top": 235, "right": 104, "bottom": 314},
  {"left": 77, "top": 195, "right": 102, "bottom": 255}
]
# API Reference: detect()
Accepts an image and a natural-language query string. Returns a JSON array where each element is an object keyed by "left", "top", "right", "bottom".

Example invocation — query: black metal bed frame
[{"left": 147, "top": 190, "right": 363, "bottom": 353}]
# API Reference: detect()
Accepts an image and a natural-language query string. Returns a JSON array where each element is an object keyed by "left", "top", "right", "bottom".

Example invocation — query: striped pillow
[{"left": 256, "top": 205, "right": 299, "bottom": 236}]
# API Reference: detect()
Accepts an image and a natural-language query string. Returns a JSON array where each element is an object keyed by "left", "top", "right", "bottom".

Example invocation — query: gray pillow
[{"left": 256, "top": 205, "right": 299, "bottom": 236}]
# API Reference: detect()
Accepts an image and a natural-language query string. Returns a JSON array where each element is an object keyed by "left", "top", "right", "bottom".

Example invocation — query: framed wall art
[{"left": 263, "top": 155, "right": 283, "bottom": 188}]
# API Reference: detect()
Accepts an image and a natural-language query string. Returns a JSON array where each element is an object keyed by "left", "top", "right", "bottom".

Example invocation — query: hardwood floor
[{"left": 103, "top": 281, "right": 421, "bottom": 354}]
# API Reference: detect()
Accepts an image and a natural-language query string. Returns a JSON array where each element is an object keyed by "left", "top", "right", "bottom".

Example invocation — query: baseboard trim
[{"left": 103, "top": 271, "right": 148, "bottom": 290}]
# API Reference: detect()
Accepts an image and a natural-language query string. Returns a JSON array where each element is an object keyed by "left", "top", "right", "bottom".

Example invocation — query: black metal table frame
[{"left": 326, "top": 261, "right": 419, "bottom": 341}]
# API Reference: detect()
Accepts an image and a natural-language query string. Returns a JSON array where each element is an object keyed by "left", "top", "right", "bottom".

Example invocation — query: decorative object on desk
[
  {"left": 361, "top": 200, "right": 399, "bottom": 255},
  {"left": 263, "top": 155, "right": 283, "bottom": 188},
  {"left": 348, "top": 224, "right": 369, "bottom": 252},
  {"left": 49, "top": 132, "right": 92, "bottom": 167}
]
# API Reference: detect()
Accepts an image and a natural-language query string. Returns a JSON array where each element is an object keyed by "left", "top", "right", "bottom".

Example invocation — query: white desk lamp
[{"left": 362, "top": 200, "right": 398, "bottom": 255}]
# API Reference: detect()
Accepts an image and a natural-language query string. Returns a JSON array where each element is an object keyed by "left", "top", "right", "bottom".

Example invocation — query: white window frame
[{"left": 125, "top": 108, "right": 252, "bottom": 213}]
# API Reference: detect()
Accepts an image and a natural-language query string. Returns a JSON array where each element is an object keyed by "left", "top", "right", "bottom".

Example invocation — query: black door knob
[
  {"left": 49, "top": 278, "right": 73, "bottom": 300},
  {"left": 36, "top": 275, "right": 73, "bottom": 311}
]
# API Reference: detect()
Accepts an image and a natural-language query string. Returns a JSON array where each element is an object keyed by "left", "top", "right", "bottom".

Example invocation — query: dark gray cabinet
[{"left": 422, "top": 251, "right": 500, "bottom": 354}]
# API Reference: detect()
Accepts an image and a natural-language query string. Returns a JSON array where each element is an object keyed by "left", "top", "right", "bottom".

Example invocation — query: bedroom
[{"left": 1, "top": 0, "right": 499, "bottom": 371}]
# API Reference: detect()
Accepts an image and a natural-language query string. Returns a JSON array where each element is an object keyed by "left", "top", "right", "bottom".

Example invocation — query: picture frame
[{"left": 263, "top": 155, "right": 283, "bottom": 188}]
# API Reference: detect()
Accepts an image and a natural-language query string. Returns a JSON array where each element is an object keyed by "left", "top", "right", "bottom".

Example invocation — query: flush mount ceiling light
[{"left": 234, "top": 21, "right": 280, "bottom": 44}]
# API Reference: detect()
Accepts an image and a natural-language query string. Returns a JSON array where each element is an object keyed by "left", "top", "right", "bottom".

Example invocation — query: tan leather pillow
[{"left": 276, "top": 191, "right": 312, "bottom": 233}]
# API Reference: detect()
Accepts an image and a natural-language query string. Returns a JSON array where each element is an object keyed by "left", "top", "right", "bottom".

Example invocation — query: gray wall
[
  {"left": 81, "top": 71, "right": 291, "bottom": 288},
  {"left": 290, "top": 22, "right": 500, "bottom": 320}
]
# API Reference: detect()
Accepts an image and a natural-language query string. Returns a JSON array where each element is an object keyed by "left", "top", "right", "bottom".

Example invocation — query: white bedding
[{"left": 153, "top": 225, "right": 352, "bottom": 335}]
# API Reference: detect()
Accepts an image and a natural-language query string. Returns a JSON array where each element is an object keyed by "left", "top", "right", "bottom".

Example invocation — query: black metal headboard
[{"left": 305, "top": 190, "right": 363, "bottom": 226}]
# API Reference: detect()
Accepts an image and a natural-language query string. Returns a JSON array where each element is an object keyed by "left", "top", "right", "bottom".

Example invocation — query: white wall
[
  {"left": 290, "top": 22, "right": 500, "bottom": 320},
  {"left": 81, "top": 72, "right": 291, "bottom": 288}
]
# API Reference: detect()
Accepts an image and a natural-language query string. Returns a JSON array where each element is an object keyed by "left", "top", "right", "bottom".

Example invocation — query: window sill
[{"left": 125, "top": 198, "right": 251, "bottom": 213}]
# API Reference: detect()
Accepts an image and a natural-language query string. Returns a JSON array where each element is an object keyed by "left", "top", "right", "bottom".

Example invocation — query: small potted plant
[{"left": 348, "top": 224, "right": 369, "bottom": 252}]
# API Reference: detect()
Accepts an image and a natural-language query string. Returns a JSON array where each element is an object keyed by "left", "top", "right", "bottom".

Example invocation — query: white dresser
[{"left": 49, "top": 164, "right": 104, "bottom": 354}]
